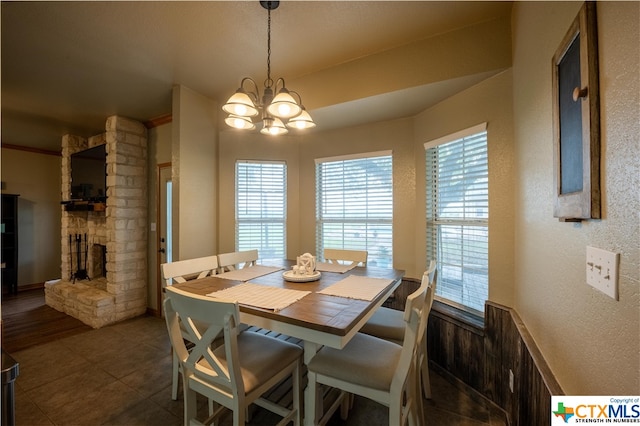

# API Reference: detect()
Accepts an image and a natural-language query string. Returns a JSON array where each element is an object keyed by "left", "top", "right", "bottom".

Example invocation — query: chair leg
[
  {"left": 421, "top": 345, "right": 431, "bottom": 399},
  {"left": 172, "top": 352, "right": 179, "bottom": 400},
  {"left": 184, "top": 385, "right": 198, "bottom": 425},
  {"left": 339, "top": 392, "right": 350, "bottom": 420},
  {"left": 413, "top": 362, "right": 425, "bottom": 426},
  {"left": 292, "top": 361, "right": 302, "bottom": 426}
]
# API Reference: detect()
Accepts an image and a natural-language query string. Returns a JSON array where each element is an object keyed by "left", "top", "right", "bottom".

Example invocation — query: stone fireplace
[{"left": 45, "top": 116, "right": 148, "bottom": 328}]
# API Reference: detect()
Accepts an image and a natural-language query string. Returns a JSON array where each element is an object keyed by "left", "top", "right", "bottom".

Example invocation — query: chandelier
[{"left": 222, "top": 1, "right": 315, "bottom": 135}]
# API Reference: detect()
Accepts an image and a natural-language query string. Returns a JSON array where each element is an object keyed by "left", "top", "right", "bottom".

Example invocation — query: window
[
  {"left": 236, "top": 161, "right": 286, "bottom": 261},
  {"left": 425, "top": 124, "right": 488, "bottom": 314},
  {"left": 316, "top": 151, "right": 393, "bottom": 268}
]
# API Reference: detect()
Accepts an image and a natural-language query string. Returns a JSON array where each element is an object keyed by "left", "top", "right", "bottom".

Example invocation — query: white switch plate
[{"left": 586, "top": 246, "right": 619, "bottom": 300}]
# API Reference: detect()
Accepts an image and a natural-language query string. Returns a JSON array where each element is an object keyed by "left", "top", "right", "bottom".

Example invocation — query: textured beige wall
[
  {"left": 414, "top": 70, "right": 516, "bottom": 307},
  {"left": 171, "top": 85, "right": 218, "bottom": 261},
  {"left": 512, "top": 2, "right": 639, "bottom": 394},
  {"left": 0, "top": 148, "right": 62, "bottom": 286}
]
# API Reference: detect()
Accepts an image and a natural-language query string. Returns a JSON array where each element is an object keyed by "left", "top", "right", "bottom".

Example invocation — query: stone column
[{"left": 105, "top": 116, "right": 148, "bottom": 322}]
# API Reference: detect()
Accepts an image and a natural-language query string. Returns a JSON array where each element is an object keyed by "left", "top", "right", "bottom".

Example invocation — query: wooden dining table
[{"left": 172, "top": 259, "right": 404, "bottom": 425}]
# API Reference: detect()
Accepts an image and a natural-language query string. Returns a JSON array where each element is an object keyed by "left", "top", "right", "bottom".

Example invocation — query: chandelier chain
[{"left": 266, "top": 6, "right": 272, "bottom": 87}]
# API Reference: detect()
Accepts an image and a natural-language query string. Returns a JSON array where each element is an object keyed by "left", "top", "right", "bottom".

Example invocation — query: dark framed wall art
[{"left": 552, "top": 2, "right": 600, "bottom": 221}]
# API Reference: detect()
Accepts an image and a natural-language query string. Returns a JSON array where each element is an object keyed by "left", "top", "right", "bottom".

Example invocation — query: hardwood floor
[{"left": 1, "top": 288, "right": 92, "bottom": 353}]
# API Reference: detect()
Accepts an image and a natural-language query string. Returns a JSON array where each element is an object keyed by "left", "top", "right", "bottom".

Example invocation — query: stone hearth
[{"left": 45, "top": 116, "right": 148, "bottom": 328}]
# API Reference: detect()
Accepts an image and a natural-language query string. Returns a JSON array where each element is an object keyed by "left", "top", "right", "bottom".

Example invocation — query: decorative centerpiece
[{"left": 283, "top": 253, "right": 321, "bottom": 282}]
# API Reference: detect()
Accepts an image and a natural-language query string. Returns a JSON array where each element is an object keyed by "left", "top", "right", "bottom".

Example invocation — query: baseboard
[{"left": 18, "top": 282, "right": 45, "bottom": 291}]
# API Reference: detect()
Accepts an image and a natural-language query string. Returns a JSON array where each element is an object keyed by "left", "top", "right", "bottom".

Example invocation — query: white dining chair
[
  {"left": 323, "top": 248, "right": 368, "bottom": 267},
  {"left": 217, "top": 249, "right": 259, "bottom": 272},
  {"left": 161, "top": 255, "right": 219, "bottom": 400},
  {"left": 305, "top": 270, "right": 430, "bottom": 426},
  {"left": 164, "top": 286, "right": 303, "bottom": 426},
  {"left": 360, "top": 260, "right": 437, "bottom": 399}
]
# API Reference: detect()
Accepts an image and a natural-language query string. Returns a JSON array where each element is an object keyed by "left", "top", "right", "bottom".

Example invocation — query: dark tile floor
[{"left": 9, "top": 314, "right": 507, "bottom": 425}]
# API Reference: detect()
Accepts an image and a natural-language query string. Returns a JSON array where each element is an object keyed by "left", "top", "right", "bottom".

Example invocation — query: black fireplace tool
[{"left": 72, "top": 233, "right": 89, "bottom": 283}]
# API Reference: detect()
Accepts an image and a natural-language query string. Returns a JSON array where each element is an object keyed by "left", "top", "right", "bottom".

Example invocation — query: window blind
[
  {"left": 316, "top": 152, "right": 393, "bottom": 268},
  {"left": 426, "top": 127, "right": 488, "bottom": 314},
  {"left": 236, "top": 161, "right": 286, "bottom": 261}
]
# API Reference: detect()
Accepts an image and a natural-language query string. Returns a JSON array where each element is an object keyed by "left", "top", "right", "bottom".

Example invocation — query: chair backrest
[
  {"left": 217, "top": 249, "right": 258, "bottom": 272},
  {"left": 390, "top": 270, "right": 429, "bottom": 394},
  {"left": 161, "top": 255, "right": 219, "bottom": 287},
  {"left": 323, "top": 248, "right": 368, "bottom": 266},
  {"left": 425, "top": 259, "right": 436, "bottom": 283},
  {"left": 417, "top": 269, "right": 437, "bottom": 344},
  {"left": 164, "top": 286, "right": 245, "bottom": 403}
]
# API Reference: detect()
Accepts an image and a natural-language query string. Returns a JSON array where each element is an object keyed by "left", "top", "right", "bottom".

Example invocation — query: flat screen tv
[{"left": 70, "top": 145, "right": 107, "bottom": 202}]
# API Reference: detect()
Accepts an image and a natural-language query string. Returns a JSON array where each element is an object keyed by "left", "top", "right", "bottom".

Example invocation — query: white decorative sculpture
[{"left": 295, "top": 253, "right": 316, "bottom": 275}]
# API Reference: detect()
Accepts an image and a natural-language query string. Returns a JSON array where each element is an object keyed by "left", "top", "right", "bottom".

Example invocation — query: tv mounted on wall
[{"left": 70, "top": 144, "right": 107, "bottom": 202}]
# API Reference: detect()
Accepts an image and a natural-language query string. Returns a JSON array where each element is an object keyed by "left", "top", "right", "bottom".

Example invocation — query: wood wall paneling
[{"left": 427, "top": 301, "right": 562, "bottom": 426}]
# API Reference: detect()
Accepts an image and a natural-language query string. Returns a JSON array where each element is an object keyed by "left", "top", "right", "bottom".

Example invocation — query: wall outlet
[
  {"left": 586, "top": 246, "right": 619, "bottom": 300},
  {"left": 509, "top": 369, "right": 514, "bottom": 393}
]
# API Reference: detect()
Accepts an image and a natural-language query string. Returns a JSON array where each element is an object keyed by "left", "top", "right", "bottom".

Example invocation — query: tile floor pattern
[{"left": 11, "top": 315, "right": 507, "bottom": 425}]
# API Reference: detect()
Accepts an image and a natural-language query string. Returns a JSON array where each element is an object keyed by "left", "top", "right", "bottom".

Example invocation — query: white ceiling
[{"left": 1, "top": 1, "right": 512, "bottom": 152}]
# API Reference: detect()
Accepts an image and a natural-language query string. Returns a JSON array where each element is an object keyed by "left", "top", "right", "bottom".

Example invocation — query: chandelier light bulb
[
  {"left": 287, "top": 109, "right": 316, "bottom": 130},
  {"left": 225, "top": 114, "right": 256, "bottom": 130},
  {"left": 267, "top": 89, "right": 302, "bottom": 119},
  {"left": 222, "top": 90, "right": 259, "bottom": 117},
  {"left": 260, "top": 117, "right": 288, "bottom": 135}
]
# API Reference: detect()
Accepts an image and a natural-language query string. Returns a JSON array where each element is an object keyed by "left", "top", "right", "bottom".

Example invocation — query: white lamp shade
[
  {"left": 286, "top": 110, "right": 316, "bottom": 129},
  {"left": 222, "top": 91, "right": 259, "bottom": 117},
  {"left": 225, "top": 114, "right": 256, "bottom": 130},
  {"left": 260, "top": 117, "right": 288, "bottom": 135},
  {"left": 266, "top": 90, "right": 302, "bottom": 119}
]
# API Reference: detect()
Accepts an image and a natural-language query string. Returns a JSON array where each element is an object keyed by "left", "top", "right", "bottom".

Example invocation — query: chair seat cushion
[
  {"left": 307, "top": 333, "right": 401, "bottom": 391},
  {"left": 210, "top": 331, "right": 302, "bottom": 394},
  {"left": 360, "top": 307, "right": 404, "bottom": 344}
]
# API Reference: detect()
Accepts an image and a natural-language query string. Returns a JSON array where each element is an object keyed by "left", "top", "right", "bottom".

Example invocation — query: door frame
[{"left": 156, "top": 162, "right": 171, "bottom": 317}]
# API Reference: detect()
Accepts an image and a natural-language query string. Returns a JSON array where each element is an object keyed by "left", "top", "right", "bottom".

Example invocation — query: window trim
[
  {"left": 315, "top": 150, "right": 393, "bottom": 267},
  {"left": 425, "top": 122, "right": 489, "bottom": 316},
  {"left": 424, "top": 122, "right": 487, "bottom": 150},
  {"left": 315, "top": 150, "right": 392, "bottom": 165}
]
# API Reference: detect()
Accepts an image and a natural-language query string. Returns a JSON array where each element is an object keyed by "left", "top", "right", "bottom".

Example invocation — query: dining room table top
[{"left": 172, "top": 259, "right": 404, "bottom": 339}]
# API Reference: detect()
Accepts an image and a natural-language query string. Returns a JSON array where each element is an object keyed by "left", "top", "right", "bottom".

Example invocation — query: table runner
[
  {"left": 315, "top": 262, "right": 357, "bottom": 274},
  {"left": 217, "top": 265, "right": 283, "bottom": 282},
  {"left": 317, "top": 275, "right": 394, "bottom": 301},
  {"left": 206, "top": 282, "right": 310, "bottom": 311}
]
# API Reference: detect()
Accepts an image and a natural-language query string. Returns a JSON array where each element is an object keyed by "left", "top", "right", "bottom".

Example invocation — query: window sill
[{"left": 431, "top": 300, "right": 484, "bottom": 334}]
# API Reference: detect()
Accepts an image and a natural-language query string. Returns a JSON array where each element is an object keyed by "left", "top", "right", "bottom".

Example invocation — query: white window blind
[
  {"left": 425, "top": 125, "right": 488, "bottom": 314},
  {"left": 236, "top": 161, "right": 286, "bottom": 261},
  {"left": 316, "top": 151, "right": 393, "bottom": 268}
]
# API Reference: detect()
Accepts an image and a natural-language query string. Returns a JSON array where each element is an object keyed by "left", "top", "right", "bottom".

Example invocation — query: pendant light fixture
[{"left": 222, "top": 1, "right": 315, "bottom": 135}]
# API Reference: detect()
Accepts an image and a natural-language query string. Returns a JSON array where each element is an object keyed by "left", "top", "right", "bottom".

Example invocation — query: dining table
[{"left": 172, "top": 258, "right": 405, "bottom": 425}]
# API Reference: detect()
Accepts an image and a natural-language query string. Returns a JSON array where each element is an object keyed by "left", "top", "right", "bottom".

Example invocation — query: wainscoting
[
  {"left": 426, "top": 292, "right": 564, "bottom": 426},
  {"left": 390, "top": 278, "right": 563, "bottom": 425}
]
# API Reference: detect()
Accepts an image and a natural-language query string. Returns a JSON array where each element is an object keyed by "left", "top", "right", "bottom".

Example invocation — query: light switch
[{"left": 586, "top": 246, "right": 619, "bottom": 300}]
